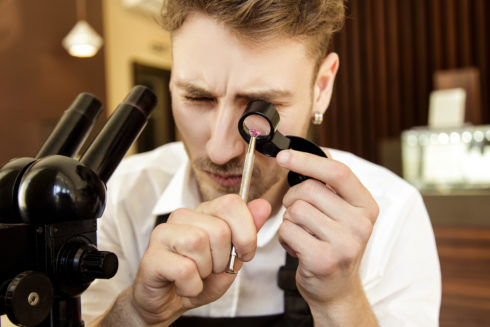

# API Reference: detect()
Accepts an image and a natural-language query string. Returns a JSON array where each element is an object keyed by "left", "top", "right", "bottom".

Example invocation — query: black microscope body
[{"left": 0, "top": 86, "right": 156, "bottom": 327}]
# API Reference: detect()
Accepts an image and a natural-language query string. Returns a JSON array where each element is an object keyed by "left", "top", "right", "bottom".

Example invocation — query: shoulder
[
  {"left": 115, "top": 142, "right": 187, "bottom": 176},
  {"left": 328, "top": 148, "right": 421, "bottom": 203},
  {"left": 106, "top": 142, "right": 188, "bottom": 200}
]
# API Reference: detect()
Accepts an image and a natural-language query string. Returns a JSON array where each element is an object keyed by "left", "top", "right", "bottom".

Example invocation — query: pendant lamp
[{"left": 62, "top": 0, "right": 103, "bottom": 58}]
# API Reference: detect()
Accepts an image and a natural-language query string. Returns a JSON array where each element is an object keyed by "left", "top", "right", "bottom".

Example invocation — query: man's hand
[
  {"left": 93, "top": 194, "right": 270, "bottom": 327},
  {"left": 131, "top": 194, "right": 270, "bottom": 325},
  {"left": 276, "top": 149, "right": 379, "bottom": 327}
]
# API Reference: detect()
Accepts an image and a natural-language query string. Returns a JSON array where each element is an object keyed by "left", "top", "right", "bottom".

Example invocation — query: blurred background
[{"left": 0, "top": 0, "right": 489, "bottom": 326}]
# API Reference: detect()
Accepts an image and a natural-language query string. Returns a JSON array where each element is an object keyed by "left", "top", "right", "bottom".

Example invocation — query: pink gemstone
[{"left": 249, "top": 129, "right": 261, "bottom": 137}]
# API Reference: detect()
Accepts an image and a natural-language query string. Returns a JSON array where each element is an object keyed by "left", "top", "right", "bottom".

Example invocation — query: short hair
[{"left": 160, "top": 0, "right": 345, "bottom": 70}]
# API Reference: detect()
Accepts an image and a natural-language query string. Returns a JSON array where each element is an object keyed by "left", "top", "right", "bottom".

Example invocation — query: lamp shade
[{"left": 62, "top": 20, "right": 103, "bottom": 58}]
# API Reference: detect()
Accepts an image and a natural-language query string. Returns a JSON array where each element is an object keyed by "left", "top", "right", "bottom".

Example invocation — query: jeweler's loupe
[{"left": 238, "top": 100, "right": 327, "bottom": 186}]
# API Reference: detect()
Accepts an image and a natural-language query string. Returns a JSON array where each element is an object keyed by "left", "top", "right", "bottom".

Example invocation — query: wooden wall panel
[
  {"left": 322, "top": 0, "right": 490, "bottom": 163},
  {"left": 386, "top": 0, "right": 401, "bottom": 135},
  {"left": 435, "top": 228, "right": 490, "bottom": 327},
  {"left": 345, "top": 0, "right": 363, "bottom": 156},
  {"left": 0, "top": 0, "right": 106, "bottom": 165}
]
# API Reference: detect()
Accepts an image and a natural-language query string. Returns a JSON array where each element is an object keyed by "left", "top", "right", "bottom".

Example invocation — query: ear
[{"left": 311, "top": 52, "right": 339, "bottom": 117}]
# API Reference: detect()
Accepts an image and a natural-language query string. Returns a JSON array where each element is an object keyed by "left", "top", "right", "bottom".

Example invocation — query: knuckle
[
  {"left": 353, "top": 209, "right": 374, "bottom": 240},
  {"left": 140, "top": 247, "right": 164, "bottom": 273},
  {"left": 212, "top": 219, "right": 232, "bottom": 244},
  {"left": 299, "top": 179, "right": 319, "bottom": 194},
  {"left": 278, "top": 221, "right": 288, "bottom": 239},
  {"left": 140, "top": 247, "right": 156, "bottom": 266},
  {"left": 149, "top": 224, "right": 170, "bottom": 245},
  {"left": 219, "top": 194, "right": 243, "bottom": 210},
  {"left": 151, "top": 223, "right": 166, "bottom": 237},
  {"left": 341, "top": 241, "right": 361, "bottom": 263},
  {"left": 167, "top": 208, "right": 191, "bottom": 223},
  {"left": 279, "top": 218, "right": 294, "bottom": 237},
  {"left": 176, "top": 258, "right": 198, "bottom": 281},
  {"left": 314, "top": 254, "right": 338, "bottom": 275},
  {"left": 358, "top": 217, "right": 374, "bottom": 240},
  {"left": 332, "top": 237, "right": 362, "bottom": 269},
  {"left": 331, "top": 162, "right": 351, "bottom": 182},
  {"left": 181, "top": 228, "right": 208, "bottom": 253},
  {"left": 287, "top": 200, "right": 308, "bottom": 218},
  {"left": 307, "top": 241, "right": 360, "bottom": 276}
]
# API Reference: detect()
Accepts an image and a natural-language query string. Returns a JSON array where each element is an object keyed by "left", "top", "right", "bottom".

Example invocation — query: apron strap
[
  {"left": 155, "top": 213, "right": 171, "bottom": 227},
  {"left": 277, "top": 253, "right": 313, "bottom": 327}
]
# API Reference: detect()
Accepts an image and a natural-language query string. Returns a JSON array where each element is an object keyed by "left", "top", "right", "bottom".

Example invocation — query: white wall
[{"left": 103, "top": 0, "right": 172, "bottom": 114}]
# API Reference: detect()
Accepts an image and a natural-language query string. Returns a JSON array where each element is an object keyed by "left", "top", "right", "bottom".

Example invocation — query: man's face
[{"left": 170, "top": 14, "right": 318, "bottom": 202}]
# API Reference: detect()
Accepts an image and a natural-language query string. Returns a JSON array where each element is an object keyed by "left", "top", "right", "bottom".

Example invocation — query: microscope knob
[
  {"left": 3, "top": 271, "right": 53, "bottom": 327},
  {"left": 79, "top": 249, "right": 118, "bottom": 280}
]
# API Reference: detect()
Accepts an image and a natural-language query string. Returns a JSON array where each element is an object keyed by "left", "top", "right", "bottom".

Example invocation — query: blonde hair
[{"left": 160, "top": 0, "right": 345, "bottom": 70}]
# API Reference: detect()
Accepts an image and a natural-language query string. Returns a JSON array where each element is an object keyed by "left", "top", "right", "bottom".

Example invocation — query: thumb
[{"left": 247, "top": 198, "right": 271, "bottom": 232}]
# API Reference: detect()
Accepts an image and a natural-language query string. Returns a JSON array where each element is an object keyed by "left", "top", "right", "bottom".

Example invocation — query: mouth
[{"left": 206, "top": 171, "right": 243, "bottom": 187}]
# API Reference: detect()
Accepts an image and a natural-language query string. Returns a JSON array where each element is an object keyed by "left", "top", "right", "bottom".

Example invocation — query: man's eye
[{"left": 184, "top": 96, "right": 215, "bottom": 102}]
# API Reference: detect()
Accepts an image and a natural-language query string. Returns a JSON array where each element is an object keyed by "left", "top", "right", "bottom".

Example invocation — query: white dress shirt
[{"left": 81, "top": 142, "right": 441, "bottom": 326}]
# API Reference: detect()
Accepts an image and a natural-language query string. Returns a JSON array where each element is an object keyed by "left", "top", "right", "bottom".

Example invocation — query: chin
[{"left": 199, "top": 186, "right": 229, "bottom": 202}]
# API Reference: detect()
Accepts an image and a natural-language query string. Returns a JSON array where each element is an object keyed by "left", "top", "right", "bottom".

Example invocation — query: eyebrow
[
  {"left": 174, "top": 80, "right": 215, "bottom": 98},
  {"left": 235, "top": 89, "right": 293, "bottom": 103},
  {"left": 173, "top": 79, "right": 293, "bottom": 103}
]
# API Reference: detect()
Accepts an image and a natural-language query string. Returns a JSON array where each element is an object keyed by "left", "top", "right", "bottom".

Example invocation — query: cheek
[
  {"left": 277, "top": 109, "right": 311, "bottom": 138},
  {"left": 255, "top": 154, "right": 283, "bottom": 176},
  {"left": 172, "top": 103, "right": 211, "bottom": 155}
]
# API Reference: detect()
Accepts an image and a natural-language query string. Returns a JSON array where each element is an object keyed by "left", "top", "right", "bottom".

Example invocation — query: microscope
[{"left": 0, "top": 86, "right": 156, "bottom": 327}]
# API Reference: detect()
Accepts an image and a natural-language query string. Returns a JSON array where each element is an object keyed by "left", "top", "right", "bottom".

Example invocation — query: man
[{"left": 83, "top": 1, "right": 441, "bottom": 326}]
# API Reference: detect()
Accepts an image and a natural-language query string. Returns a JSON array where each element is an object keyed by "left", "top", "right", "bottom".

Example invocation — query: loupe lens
[{"left": 242, "top": 114, "right": 271, "bottom": 139}]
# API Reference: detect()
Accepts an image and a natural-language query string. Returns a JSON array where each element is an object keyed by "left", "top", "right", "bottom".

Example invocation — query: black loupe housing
[{"left": 238, "top": 100, "right": 327, "bottom": 186}]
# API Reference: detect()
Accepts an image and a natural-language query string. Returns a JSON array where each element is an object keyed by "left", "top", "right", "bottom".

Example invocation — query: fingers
[
  {"left": 283, "top": 179, "right": 350, "bottom": 223},
  {"left": 197, "top": 194, "right": 268, "bottom": 261},
  {"left": 281, "top": 180, "right": 375, "bottom": 264},
  {"left": 282, "top": 179, "right": 374, "bottom": 241},
  {"left": 168, "top": 209, "right": 231, "bottom": 277},
  {"left": 283, "top": 197, "right": 340, "bottom": 242},
  {"left": 277, "top": 150, "right": 378, "bottom": 274},
  {"left": 138, "top": 244, "right": 204, "bottom": 298},
  {"left": 247, "top": 198, "right": 271, "bottom": 231},
  {"left": 134, "top": 195, "right": 270, "bottom": 319},
  {"left": 150, "top": 215, "right": 223, "bottom": 278},
  {"left": 153, "top": 195, "right": 271, "bottom": 278},
  {"left": 276, "top": 149, "right": 380, "bottom": 304},
  {"left": 276, "top": 149, "right": 379, "bottom": 220},
  {"left": 282, "top": 197, "right": 364, "bottom": 259},
  {"left": 278, "top": 219, "right": 339, "bottom": 277}
]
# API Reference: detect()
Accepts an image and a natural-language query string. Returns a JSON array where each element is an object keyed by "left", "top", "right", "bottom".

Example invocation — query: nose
[{"left": 206, "top": 103, "right": 245, "bottom": 165}]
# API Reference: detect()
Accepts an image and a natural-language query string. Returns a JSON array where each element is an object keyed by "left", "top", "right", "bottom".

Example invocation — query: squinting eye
[{"left": 184, "top": 96, "right": 215, "bottom": 102}]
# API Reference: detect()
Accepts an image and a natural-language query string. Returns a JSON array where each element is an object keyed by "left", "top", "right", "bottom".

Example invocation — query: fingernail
[{"left": 276, "top": 150, "right": 290, "bottom": 166}]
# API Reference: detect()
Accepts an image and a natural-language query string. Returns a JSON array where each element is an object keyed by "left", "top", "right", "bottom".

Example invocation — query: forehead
[{"left": 170, "top": 13, "right": 315, "bottom": 96}]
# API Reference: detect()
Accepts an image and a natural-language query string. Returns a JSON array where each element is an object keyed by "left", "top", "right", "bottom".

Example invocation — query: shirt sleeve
[
  {"left": 365, "top": 189, "right": 442, "bottom": 326},
  {"left": 80, "top": 197, "right": 136, "bottom": 323}
]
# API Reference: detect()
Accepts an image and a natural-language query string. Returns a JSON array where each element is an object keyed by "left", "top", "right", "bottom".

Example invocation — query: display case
[{"left": 402, "top": 125, "right": 490, "bottom": 191}]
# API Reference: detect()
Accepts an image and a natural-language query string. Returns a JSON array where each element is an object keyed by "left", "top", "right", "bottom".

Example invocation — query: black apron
[{"left": 155, "top": 214, "right": 313, "bottom": 327}]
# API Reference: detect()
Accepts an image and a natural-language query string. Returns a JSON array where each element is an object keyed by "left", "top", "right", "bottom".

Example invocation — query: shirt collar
[
  {"left": 151, "top": 158, "right": 201, "bottom": 216},
  {"left": 151, "top": 158, "right": 283, "bottom": 248}
]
